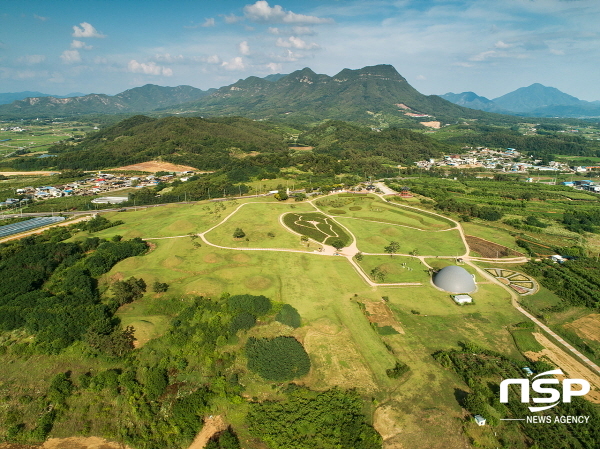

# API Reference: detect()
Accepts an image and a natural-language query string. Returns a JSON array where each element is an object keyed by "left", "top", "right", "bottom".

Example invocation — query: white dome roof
[{"left": 433, "top": 265, "right": 476, "bottom": 293}]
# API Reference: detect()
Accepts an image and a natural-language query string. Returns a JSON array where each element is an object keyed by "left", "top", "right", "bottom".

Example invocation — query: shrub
[
  {"left": 228, "top": 294, "right": 272, "bottom": 316},
  {"left": 230, "top": 312, "right": 256, "bottom": 333},
  {"left": 245, "top": 336, "right": 310, "bottom": 381},
  {"left": 275, "top": 304, "right": 301, "bottom": 328}
]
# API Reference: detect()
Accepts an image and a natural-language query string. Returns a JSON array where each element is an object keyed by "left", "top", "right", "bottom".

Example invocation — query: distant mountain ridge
[
  {"left": 439, "top": 92, "right": 508, "bottom": 113},
  {"left": 0, "top": 91, "right": 85, "bottom": 105},
  {"left": 441, "top": 83, "right": 600, "bottom": 118},
  {"left": 165, "top": 64, "right": 494, "bottom": 125},
  {"left": 0, "top": 85, "right": 212, "bottom": 118}
]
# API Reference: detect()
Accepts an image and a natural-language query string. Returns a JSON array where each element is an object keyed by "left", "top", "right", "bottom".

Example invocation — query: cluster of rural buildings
[
  {"left": 414, "top": 147, "right": 572, "bottom": 173},
  {"left": 1, "top": 171, "right": 196, "bottom": 208}
]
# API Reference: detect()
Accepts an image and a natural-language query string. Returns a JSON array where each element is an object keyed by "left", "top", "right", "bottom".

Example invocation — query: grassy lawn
[
  {"left": 337, "top": 216, "right": 466, "bottom": 256},
  {"left": 91, "top": 201, "right": 228, "bottom": 239},
  {"left": 357, "top": 255, "right": 428, "bottom": 283},
  {"left": 204, "top": 201, "right": 317, "bottom": 249},
  {"left": 315, "top": 194, "right": 454, "bottom": 230}
]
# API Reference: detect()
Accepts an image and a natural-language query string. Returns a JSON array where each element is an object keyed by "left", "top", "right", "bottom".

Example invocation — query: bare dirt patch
[
  {"left": 364, "top": 300, "right": 404, "bottom": 334},
  {"left": 466, "top": 235, "right": 523, "bottom": 258},
  {"left": 0, "top": 171, "right": 59, "bottom": 176},
  {"left": 289, "top": 146, "right": 314, "bottom": 151},
  {"left": 564, "top": 313, "right": 600, "bottom": 343},
  {"left": 525, "top": 332, "right": 600, "bottom": 404},
  {"left": 187, "top": 415, "right": 227, "bottom": 449},
  {"left": 113, "top": 161, "right": 201, "bottom": 173},
  {"left": 0, "top": 436, "right": 134, "bottom": 449}
]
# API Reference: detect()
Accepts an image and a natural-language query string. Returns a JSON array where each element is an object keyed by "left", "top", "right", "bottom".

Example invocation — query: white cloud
[
  {"left": 17, "top": 54, "right": 46, "bottom": 64},
  {"left": 71, "top": 40, "right": 93, "bottom": 50},
  {"left": 221, "top": 56, "right": 245, "bottom": 70},
  {"left": 239, "top": 41, "right": 251, "bottom": 55},
  {"left": 416, "top": 75, "right": 426, "bottom": 80},
  {"left": 268, "top": 27, "right": 280, "bottom": 34},
  {"left": 207, "top": 55, "right": 221, "bottom": 64},
  {"left": 470, "top": 50, "right": 497, "bottom": 61},
  {"left": 72, "top": 22, "right": 106, "bottom": 38},
  {"left": 550, "top": 49, "right": 565, "bottom": 55},
  {"left": 94, "top": 56, "right": 108, "bottom": 64},
  {"left": 127, "top": 60, "right": 173, "bottom": 76},
  {"left": 494, "top": 40, "right": 512, "bottom": 49},
  {"left": 266, "top": 62, "right": 282, "bottom": 72},
  {"left": 16, "top": 70, "right": 37, "bottom": 79},
  {"left": 60, "top": 50, "right": 82, "bottom": 63},
  {"left": 34, "top": 14, "right": 48, "bottom": 21},
  {"left": 243, "top": 1, "right": 332, "bottom": 24},
  {"left": 224, "top": 14, "right": 243, "bottom": 24},
  {"left": 291, "top": 26, "right": 314, "bottom": 35},
  {"left": 276, "top": 36, "right": 318, "bottom": 50},
  {"left": 202, "top": 18, "right": 215, "bottom": 27},
  {"left": 155, "top": 53, "right": 185, "bottom": 63}
]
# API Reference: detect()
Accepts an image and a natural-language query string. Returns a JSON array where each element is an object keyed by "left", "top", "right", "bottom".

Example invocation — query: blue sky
[{"left": 1, "top": 0, "right": 599, "bottom": 100}]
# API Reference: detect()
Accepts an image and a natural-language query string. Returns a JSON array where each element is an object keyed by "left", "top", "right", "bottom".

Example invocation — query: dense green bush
[
  {"left": 275, "top": 304, "right": 301, "bottom": 328},
  {"left": 228, "top": 294, "right": 272, "bottom": 316},
  {"left": 245, "top": 336, "right": 310, "bottom": 381},
  {"left": 247, "top": 386, "right": 382, "bottom": 449},
  {"left": 230, "top": 312, "right": 256, "bottom": 333}
]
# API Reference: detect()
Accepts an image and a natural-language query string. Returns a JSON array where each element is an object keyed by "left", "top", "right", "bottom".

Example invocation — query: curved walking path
[{"left": 133, "top": 188, "right": 600, "bottom": 377}]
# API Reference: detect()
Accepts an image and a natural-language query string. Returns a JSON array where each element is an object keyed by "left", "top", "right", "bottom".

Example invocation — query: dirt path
[
  {"left": 187, "top": 415, "right": 227, "bottom": 449},
  {"left": 526, "top": 332, "right": 600, "bottom": 404}
]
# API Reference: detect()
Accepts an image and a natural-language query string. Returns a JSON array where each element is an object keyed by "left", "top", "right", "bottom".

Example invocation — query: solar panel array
[{"left": 0, "top": 216, "right": 66, "bottom": 238}]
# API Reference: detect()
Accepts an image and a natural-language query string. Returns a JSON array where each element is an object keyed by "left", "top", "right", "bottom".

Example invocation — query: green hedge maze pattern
[{"left": 282, "top": 212, "right": 351, "bottom": 246}]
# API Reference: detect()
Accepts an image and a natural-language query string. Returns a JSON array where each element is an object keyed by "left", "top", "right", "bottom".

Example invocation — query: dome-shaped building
[{"left": 433, "top": 265, "right": 476, "bottom": 293}]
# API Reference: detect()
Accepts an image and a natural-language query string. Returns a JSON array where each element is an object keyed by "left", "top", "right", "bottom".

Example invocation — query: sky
[{"left": 1, "top": 0, "right": 599, "bottom": 100}]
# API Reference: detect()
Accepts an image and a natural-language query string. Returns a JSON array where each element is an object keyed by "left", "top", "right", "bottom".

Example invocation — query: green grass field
[
  {"left": 337, "top": 216, "right": 466, "bottom": 256},
  {"left": 315, "top": 194, "right": 454, "bottom": 230},
  {"left": 357, "top": 255, "right": 427, "bottom": 283},
  {"left": 204, "top": 201, "right": 317, "bottom": 249}
]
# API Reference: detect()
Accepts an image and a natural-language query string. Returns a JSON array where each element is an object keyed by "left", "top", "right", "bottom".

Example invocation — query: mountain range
[
  {"left": 0, "top": 85, "right": 212, "bottom": 118},
  {"left": 1, "top": 65, "right": 598, "bottom": 122},
  {"left": 441, "top": 83, "right": 600, "bottom": 118},
  {"left": 0, "top": 91, "right": 86, "bottom": 105}
]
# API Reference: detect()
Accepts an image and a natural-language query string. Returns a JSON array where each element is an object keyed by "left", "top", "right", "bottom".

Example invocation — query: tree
[
  {"left": 233, "top": 228, "right": 245, "bottom": 238},
  {"left": 153, "top": 280, "right": 169, "bottom": 293},
  {"left": 111, "top": 277, "right": 146, "bottom": 307},
  {"left": 354, "top": 251, "right": 363, "bottom": 261},
  {"left": 371, "top": 267, "right": 386, "bottom": 282},
  {"left": 384, "top": 241, "right": 400, "bottom": 257},
  {"left": 329, "top": 238, "right": 345, "bottom": 251}
]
